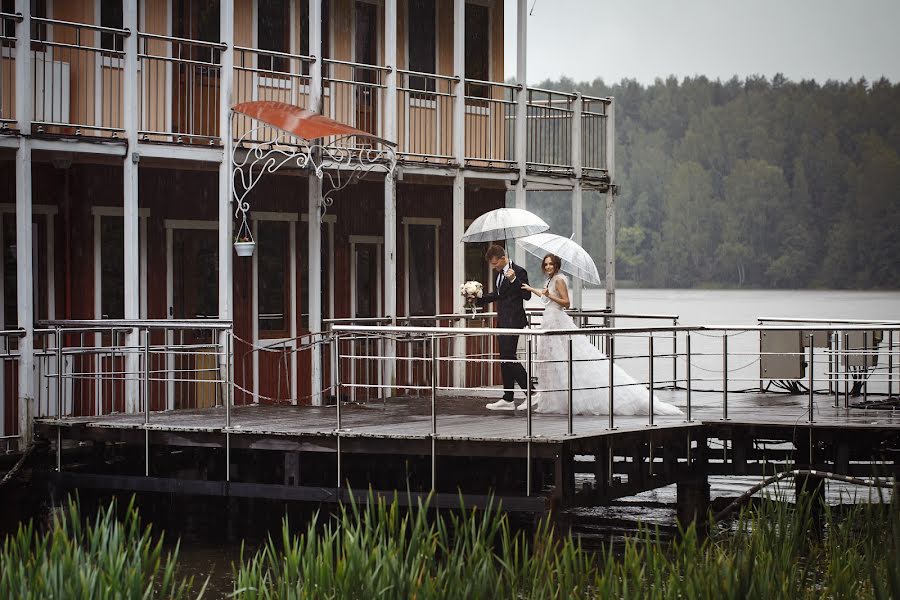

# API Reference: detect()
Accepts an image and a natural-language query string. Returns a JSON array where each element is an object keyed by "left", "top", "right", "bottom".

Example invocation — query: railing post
[
  {"left": 608, "top": 334, "right": 616, "bottom": 430},
  {"left": 55, "top": 327, "right": 63, "bottom": 419},
  {"left": 648, "top": 335, "right": 655, "bottom": 426},
  {"left": 143, "top": 327, "right": 150, "bottom": 477},
  {"left": 566, "top": 337, "right": 573, "bottom": 436},
  {"left": 526, "top": 336, "right": 533, "bottom": 497},
  {"left": 889, "top": 330, "right": 894, "bottom": 399},
  {"left": 833, "top": 332, "right": 840, "bottom": 408},
  {"left": 863, "top": 331, "right": 869, "bottom": 403},
  {"left": 671, "top": 318, "right": 678, "bottom": 388},
  {"left": 722, "top": 333, "right": 729, "bottom": 421},
  {"left": 807, "top": 334, "right": 815, "bottom": 423},
  {"left": 430, "top": 335, "right": 437, "bottom": 492},
  {"left": 225, "top": 329, "right": 232, "bottom": 482},
  {"left": 685, "top": 333, "right": 693, "bottom": 422},
  {"left": 334, "top": 334, "right": 342, "bottom": 489},
  {"left": 843, "top": 332, "right": 850, "bottom": 408}
]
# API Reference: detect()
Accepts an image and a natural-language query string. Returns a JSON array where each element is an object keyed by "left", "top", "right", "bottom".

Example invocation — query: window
[
  {"left": 407, "top": 0, "right": 435, "bottom": 91},
  {"left": 258, "top": 0, "right": 290, "bottom": 73},
  {"left": 465, "top": 3, "right": 489, "bottom": 98},
  {"left": 257, "top": 221, "right": 290, "bottom": 337},
  {"left": 1, "top": 0, "right": 15, "bottom": 45},
  {"left": 301, "top": 0, "right": 330, "bottom": 76},
  {"left": 174, "top": 0, "right": 220, "bottom": 63},
  {"left": 30, "top": 0, "right": 47, "bottom": 51},
  {"left": 406, "top": 224, "right": 437, "bottom": 317},
  {"left": 100, "top": 216, "right": 124, "bottom": 319},
  {"left": 100, "top": 0, "right": 124, "bottom": 52}
]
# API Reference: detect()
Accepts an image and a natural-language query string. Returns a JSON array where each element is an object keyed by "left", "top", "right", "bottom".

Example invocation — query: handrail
[
  {"left": 139, "top": 31, "right": 227, "bottom": 50},
  {"left": 39, "top": 319, "right": 232, "bottom": 330},
  {"left": 397, "top": 69, "right": 459, "bottom": 82},
  {"left": 31, "top": 16, "right": 130, "bottom": 37},
  {"left": 322, "top": 57, "right": 392, "bottom": 72},
  {"left": 525, "top": 85, "right": 578, "bottom": 98},
  {"left": 234, "top": 45, "right": 314, "bottom": 62},
  {"left": 0, "top": 11, "right": 23, "bottom": 22},
  {"left": 758, "top": 317, "right": 900, "bottom": 325},
  {"left": 465, "top": 77, "right": 521, "bottom": 90}
]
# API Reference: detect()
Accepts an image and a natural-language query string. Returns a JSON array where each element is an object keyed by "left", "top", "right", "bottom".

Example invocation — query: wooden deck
[{"left": 33, "top": 389, "right": 900, "bottom": 514}]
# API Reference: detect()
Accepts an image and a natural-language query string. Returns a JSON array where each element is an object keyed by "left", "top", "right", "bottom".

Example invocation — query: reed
[{"left": 0, "top": 496, "right": 205, "bottom": 600}]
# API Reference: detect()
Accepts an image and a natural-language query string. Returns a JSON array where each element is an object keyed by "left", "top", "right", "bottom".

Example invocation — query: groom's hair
[{"left": 484, "top": 244, "right": 506, "bottom": 261}]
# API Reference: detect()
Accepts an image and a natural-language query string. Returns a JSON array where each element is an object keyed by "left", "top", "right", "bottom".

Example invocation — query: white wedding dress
[{"left": 533, "top": 274, "right": 682, "bottom": 416}]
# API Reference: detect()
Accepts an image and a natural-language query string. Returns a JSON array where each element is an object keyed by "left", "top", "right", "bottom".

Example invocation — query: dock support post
[{"left": 676, "top": 475, "right": 710, "bottom": 530}]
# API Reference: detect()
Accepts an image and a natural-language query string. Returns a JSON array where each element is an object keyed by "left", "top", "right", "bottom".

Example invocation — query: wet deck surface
[{"left": 42, "top": 389, "right": 900, "bottom": 443}]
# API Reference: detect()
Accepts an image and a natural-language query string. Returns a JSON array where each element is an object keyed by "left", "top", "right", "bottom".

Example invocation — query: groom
[{"left": 476, "top": 244, "right": 535, "bottom": 411}]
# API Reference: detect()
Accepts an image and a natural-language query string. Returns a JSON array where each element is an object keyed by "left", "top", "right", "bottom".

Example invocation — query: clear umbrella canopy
[
  {"left": 517, "top": 233, "right": 601, "bottom": 285},
  {"left": 461, "top": 208, "right": 549, "bottom": 243}
]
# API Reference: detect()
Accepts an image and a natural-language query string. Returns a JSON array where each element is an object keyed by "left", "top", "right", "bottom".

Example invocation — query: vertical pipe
[
  {"left": 648, "top": 335, "right": 655, "bottom": 426},
  {"left": 335, "top": 335, "right": 342, "bottom": 489},
  {"left": 863, "top": 331, "right": 869, "bottom": 403},
  {"left": 722, "top": 333, "right": 729, "bottom": 420},
  {"left": 608, "top": 334, "right": 615, "bottom": 430},
  {"left": 604, "top": 99, "right": 616, "bottom": 316},
  {"left": 55, "top": 327, "right": 62, "bottom": 419},
  {"left": 430, "top": 335, "right": 437, "bottom": 492},
  {"left": 889, "top": 330, "right": 894, "bottom": 399},
  {"left": 526, "top": 336, "right": 533, "bottom": 497},
  {"left": 566, "top": 337, "right": 573, "bottom": 436},
  {"left": 513, "top": 0, "right": 528, "bottom": 265},
  {"left": 808, "top": 334, "right": 815, "bottom": 423},
  {"left": 225, "top": 330, "right": 232, "bottom": 482},
  {"left": 672, "top": 318, "right": 678, "bottom": 388},
  {"left": 685, "top": 333, "right": 692, "bottom": 422},
  {"left": 833, "top": 332, "right": 839, "bottom": 408}
]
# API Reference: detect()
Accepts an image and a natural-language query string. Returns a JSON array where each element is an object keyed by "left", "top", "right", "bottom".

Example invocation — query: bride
[{"left": 521, "top": 254, "right": 682, "bottom": 416}]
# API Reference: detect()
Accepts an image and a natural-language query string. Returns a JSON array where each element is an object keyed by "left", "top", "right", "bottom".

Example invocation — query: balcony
[{"left": 0, "top": 18, "right": 611, "bottom": 181}]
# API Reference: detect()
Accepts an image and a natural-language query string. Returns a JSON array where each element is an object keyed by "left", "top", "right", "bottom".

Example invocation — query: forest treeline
[{"left": 524, "top": 75, "right": 900, "bottom": 289}]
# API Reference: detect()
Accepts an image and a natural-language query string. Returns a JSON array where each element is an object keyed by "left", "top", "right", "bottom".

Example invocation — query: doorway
[
  {"left": 172, "top": 0, "right": 221, "bottom": 140},
  {"left": 354, "top": 1, "right": 378, "bottom": 136},
  {"left": 167, "top": 224, "right": 219, "bottom": 409}
]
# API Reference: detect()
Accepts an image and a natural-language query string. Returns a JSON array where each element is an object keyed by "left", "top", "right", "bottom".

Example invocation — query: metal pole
[
  {"left": 722, "top": 333, "right": 729, "bottom": 421},
  {"left": 889, "top": 330, "right": 894, "bottom": 399},
  {"left": 608, "top": 334, "right": 616, "bottom": 430},
  {"left": 648, "top": 335, "right": 655, "bottom": 426},
  {"left": 430, "top": 335, "right": 437, "bottom": 492},
  {"left": 334, "top": 335, "right": 342, "bottom": 489},
  {"left": 827, "top": 332, "right": 833, "bottom": 396},
  {"left": 143, "top": 328, "right": 150, "bottom": 476},
  {"left": 55, "top": 327, "right": 62, "bottom": 419},
  {"left": 685, "top": 333, "right": 693, "bottom": 422},
  {"left": 226, "top": 330, "right": 232, "bottom": 482},
  {"left": 526, "top": 336, "right": 533, "bottom": 497},
  {"left": 671, "top": 318, "right": 677, "bottom": 388},
  {"left": 566, "top": 337, "right": 573, "bottom": 436},
  {"left": 843, "top": 332, "right": 849, "bottom": 408},
  {"left": 863, "top": 331, "right": 868, "bottom": 403},
  {"left": 807, "top": 334, "right": 815, "bottom": 423},
  {"left": 832, "top": 332, "right": 839, "bottom": 408}
]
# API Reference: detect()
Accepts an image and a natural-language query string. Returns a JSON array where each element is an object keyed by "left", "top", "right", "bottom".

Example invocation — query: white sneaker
[
  {"left": 516, "top": 394, "right": 540, "bottom": 410},
  {"left": 485, "top": 399, "right": 516, "bottom": 411}
]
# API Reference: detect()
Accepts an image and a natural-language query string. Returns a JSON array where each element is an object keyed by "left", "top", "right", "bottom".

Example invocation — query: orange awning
[{"left": 232, "top": 101, "right": 396, "bottom": 147}]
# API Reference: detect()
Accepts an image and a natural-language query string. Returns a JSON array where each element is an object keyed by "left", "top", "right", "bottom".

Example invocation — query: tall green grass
[
  {"left": 1, "top": 488, "right": 896, "bottom": 599},
  {"left": 0, "top": 496, "right": 205, "bottom": 600},
  {"left": 233, "top": 489, "right": 899, "bottom": 600}
]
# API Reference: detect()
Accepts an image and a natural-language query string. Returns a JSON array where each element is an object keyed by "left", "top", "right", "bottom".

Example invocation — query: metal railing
[
  {"left": 397, "top": 70, "right": 457, "bottom": 162},
  {"left": 0, "top": 328, "right": 23, "bottom": 452},
  {"left": 581, "top": 94, "right": 610, "bottom": 175},
  {"left": 232, "top": 46, "right": 313, "bottom": 145},
  {"left": 0, "top": 11, "right": 20, "bottom": 130},
  {"left": 29, "top": 17, "right": 128, "bottom": 137},
  {"left": 464, "top": 78, "right": 517, "bottom": 169},
  {"left": 322, "top": 58, "right": 389, "bottom": 150},
  {"left": 525, "top": 87, "right": 575, "bottom": 173},
  {"left": 138, "top": 32, "right": 225, "bottom": 144}
]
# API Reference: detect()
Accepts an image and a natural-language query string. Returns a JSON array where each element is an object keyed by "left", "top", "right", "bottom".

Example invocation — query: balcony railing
[
  {"left": 0, "top": 11, "right": 19, "bottom": 130},
  {"left": 397, "top": 70, "right": 456, "bottom": 163},
  {"left": 30, "top": 17, "right": 128, "bottom": 137},
  {"left": 582, "top": 94, "right": 610, "bottom": 175},
  {"left": 526, "top": 87, "right": 575, "bottom": 174},
  {"left": 138, "top": 32, "right": 225, "bottom": 144},
  {"left": 232, "top": 46, "right": 313, "bottom": 146},
  {"left": 464, "top": 78, "right": 517, "bottom": 169},
  {"left": 322, "top": 58, "right": 389, "bottom": 150}
]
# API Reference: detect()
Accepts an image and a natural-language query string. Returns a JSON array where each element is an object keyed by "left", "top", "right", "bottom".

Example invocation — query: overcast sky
[{"left": 503, "top": 0, "right": 900, "bottom": 85}]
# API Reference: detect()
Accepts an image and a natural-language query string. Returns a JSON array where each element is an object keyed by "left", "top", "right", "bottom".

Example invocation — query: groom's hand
[{"left": 504, "top": 269, "right": 516, "bottom": 282}]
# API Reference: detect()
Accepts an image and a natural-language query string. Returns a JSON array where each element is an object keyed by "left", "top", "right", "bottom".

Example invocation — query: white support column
[
  {"left": 14, "top": 0, "right": 33, "bottom": 448},
  {"left": 604, "top": 98, "right": 616, "bottom": 317},
  {"left": 218, "top": 0, "right": 235, "bottom": 409},
  {"left": 308, "top": 0, "right": 324, "bottom": 404},
  {"left": 571, "top": 93, "right": 583, "bottom": 309},
  {"left": 451, "top": 0, "right": 466, "bottom": 387},
  {"left": 513, "top": 0, "right": 528, "bottom": 265},
  {"left": 380, "top": 0, "right": 398, "bottom": 394},
  {"left": 123, "top": 0, "right": 141, "bottom": 412}
]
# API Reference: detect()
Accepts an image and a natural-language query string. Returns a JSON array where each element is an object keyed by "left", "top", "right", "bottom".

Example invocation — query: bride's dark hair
[{"left": 542, "top": 253, "right": 562, "bottom": 276}]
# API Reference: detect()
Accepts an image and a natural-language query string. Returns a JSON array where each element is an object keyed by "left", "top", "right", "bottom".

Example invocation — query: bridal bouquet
[{"left": 459, "top": 280, "right": 483, "bottom": 314}]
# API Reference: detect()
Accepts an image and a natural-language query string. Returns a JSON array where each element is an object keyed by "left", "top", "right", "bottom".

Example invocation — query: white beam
[
  {"left": 14, "top": 0, "right": 33, "bottom": 449},
  {"left": 605, "top": 98, "right": 616, "bottom": 317},
  {"left": 513, "top": 0, "right": 528, "bottom": 265},
  {"left": 123, "top": 0, "right": 141, "bottom": 412},
  {"left": 138, "top": 143, "right": 223, "bottom": 162},
  {"left": 451, "top": 0, "right": 466, "bottom": 386},
  {"left": 30, "top": 138, "right": 126, "bottom": 156},
  {"left": 219, "top": 0, "right": 235, "bottom": 326},
  {"left": 571, "top": 93, "right": 583, "bottom": 309},
  {"left": 308, "top": 0, "right": 323, "bottom": 404},
  {"left": 383, "top": 0, "right": 398, "bottom": 395}
]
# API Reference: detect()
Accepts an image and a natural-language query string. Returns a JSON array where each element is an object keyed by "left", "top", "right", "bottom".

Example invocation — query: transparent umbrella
[
  {"left": 517, "top": 232, "right": 601, "bottom": 285},
  {"left": 461, "top": 208, "right": 549, "bottom": 243}
]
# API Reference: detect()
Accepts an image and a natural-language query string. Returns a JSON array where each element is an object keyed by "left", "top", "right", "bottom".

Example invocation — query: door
[
  {"left": 171, "top": 228, "right": 219, "bottom": 409},
  {"left": 350, "top": 241, "right": 381, "bottom": 401},
  {"left": 172, "top": 0, "right": 221, "bottom": 140},
  {"left": 354, "top": 1, "right": 378, "bottom": 136}
]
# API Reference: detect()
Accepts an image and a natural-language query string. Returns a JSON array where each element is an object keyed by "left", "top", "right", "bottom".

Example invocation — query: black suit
[{"left": 476, "top": 262, "right": 532, "bottom": 401}]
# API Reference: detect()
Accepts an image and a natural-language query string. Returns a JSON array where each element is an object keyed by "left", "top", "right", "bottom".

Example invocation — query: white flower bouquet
[{"left": 459, "top": 280, "right": 484, "bottom": 315}]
